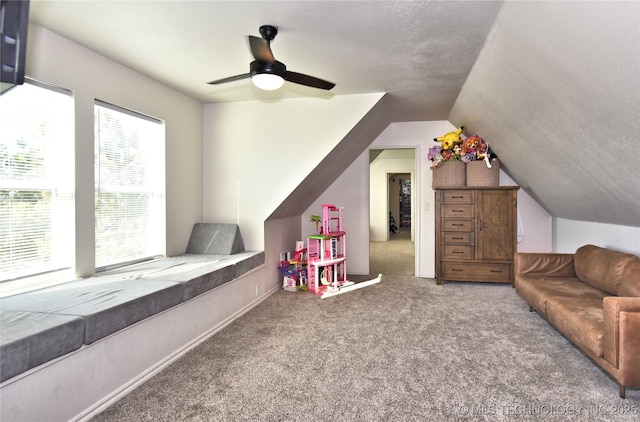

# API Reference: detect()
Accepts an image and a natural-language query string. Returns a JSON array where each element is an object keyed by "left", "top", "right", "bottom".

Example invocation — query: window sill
[{"left": 0, "top": 269, "right": 78, "bottom": 299}]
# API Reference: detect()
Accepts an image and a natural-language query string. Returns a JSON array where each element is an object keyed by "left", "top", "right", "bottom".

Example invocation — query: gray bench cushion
[
  {"left": 0, "top": 278, "right": 184, "bottom": 345},
  {"left": 0, "top": 310, "right": 85, "bottom": 382},
  {"left": 233, "top": 251, "right": 266, "bottom": 278},
  {"left": 186, "top": 223, "right": 245, "bottom": 255},
  {"left": 97, "top": 253, "right": 264, "bottom": 301},
  {"left": 0, "top": 223, "right": 265, "bottom": 383}
]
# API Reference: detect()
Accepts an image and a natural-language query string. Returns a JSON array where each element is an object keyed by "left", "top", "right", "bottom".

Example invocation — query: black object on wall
[{"left": 1, "top": 0, "right": 30, "bottom": 95}]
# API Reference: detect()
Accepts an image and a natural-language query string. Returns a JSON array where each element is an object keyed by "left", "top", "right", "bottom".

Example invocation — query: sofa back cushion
[
  {"left": 574, "top": 245, "right": 638, "bottom": 296},
  {"left": 618, "top": 256, "right": 640, "bottom": 297}
]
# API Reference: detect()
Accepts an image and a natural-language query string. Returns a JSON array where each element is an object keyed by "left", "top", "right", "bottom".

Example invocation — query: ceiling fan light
[{"left": 251, "top": 73, "right": 284, "bottom": 90}]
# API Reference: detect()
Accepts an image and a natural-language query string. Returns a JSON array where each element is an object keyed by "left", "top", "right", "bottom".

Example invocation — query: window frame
[
  {"left": 0, "top": 78, "right": 75, "bottom": 285},
  {"left": 93, "top": 99, "right": 166, "bottom": 272}
]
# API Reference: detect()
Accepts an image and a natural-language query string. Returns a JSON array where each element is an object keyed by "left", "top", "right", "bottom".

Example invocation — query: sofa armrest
[
  {"left": 603, "top": 297, "right": 640, "bottom": 385},
  {"left": 515, "top": 253, "right": 576, "bottom": 277}
]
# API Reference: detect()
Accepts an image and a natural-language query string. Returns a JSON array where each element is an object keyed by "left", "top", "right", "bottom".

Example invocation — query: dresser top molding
[{"left": 434, "top": 186, "right": 520, "bottom": 191}]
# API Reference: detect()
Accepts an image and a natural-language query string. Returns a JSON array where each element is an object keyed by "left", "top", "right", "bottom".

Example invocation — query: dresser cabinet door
[{"left": 477, "top": 190, "right": 515, "bottom": 261}]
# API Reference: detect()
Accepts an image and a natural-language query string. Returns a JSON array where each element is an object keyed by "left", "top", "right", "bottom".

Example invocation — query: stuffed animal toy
[
  {"left": 475, "top": 138, "right": 490, "bottom": 166},
  {"left": 453, "top": 144, "right": 462, "bottom": 159},
  {"left": 477, "top": 139, "right": 488, "bottom": 159},
  {"left": 462, "top": 135, "right": 482, "bottom": 157},
  {"left": 428, "top": 145, "right": 443, "bottom": 168},
  {"left": 461, "top": 153, "right": 476, "bottom": 163},
  {"left": 433, "top": 126, "right": 464, "bottom": 150},
  {"left": 478, "top": 142, "right": 498, "bottom": 168}
]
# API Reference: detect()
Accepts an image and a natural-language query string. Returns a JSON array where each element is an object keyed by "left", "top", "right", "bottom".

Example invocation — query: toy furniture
[
  {"left": 307, "top": 204, "right": 352, "bottom": 296},
  {"left": 280, "top": 248, "right": 307, "bottom": 291}
]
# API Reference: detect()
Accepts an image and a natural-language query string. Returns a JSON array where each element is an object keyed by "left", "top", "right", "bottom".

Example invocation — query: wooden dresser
[{"left": 434, "top": 186, "right": 519, "bottom": 285}]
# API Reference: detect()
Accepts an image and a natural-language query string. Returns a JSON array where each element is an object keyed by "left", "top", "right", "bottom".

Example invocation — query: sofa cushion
[
  {"left": 515, "top": 275, "right": 607, "bottom": 316},
  {"left": 574, "top": 245, "right": 637, "bottom": 295},
  {"left": 547, "top": 296, "right": 605, "bottom": 357},
  {"left": 619, "top": 256, "right": 640, "bottom": 297},
  {"left": 515, "top": 253, "right": 576, "bottom": 277},
  {"left": 0, "top": 310, "right": 85, "bottom": 382}
]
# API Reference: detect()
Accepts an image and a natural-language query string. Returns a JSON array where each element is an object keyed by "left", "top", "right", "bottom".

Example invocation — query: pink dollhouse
[{"left": 306, "top": 204, "right": 352, "bottom": 295}]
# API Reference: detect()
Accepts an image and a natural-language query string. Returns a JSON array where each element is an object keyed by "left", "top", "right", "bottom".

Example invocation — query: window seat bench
[{"left": 0, "top": 223, "right": 264, "bottom": 383}]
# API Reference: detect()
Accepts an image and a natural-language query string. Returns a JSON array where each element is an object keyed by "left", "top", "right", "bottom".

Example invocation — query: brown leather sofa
[{"left": 515, "top": 244, "right": 640, "bottom": 398}]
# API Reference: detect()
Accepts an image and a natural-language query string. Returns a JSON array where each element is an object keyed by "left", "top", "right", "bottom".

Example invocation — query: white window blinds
[
  {"left": 94, "top": 101, "right": 165, "bottom": 270},
  {"left": 0, "top": 81, "right": 74, "bottom": 282}
]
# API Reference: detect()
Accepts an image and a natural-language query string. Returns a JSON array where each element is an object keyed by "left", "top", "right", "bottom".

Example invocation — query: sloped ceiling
[
  {"left": 450, "top": 1, "right": 640, "bottom": 227},
  {"left": 27, "top": 1, "right": 640, "bottom": 227}
]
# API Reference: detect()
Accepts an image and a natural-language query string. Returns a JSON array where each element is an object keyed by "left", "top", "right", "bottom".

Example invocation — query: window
[
  {"left": 0, "top": 80, "right": 74, "bottom": 282},
  {"left": 94, "top": 101, "right": 165, "bottom": 270}
]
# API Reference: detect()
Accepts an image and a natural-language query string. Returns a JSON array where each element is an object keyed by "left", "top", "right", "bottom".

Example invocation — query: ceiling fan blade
[
  {"left": 207, "top": 73, "right": 250, "bottom": 85},
  {"left": 286, "top": 71, "right": 335, "bottom": 90},
  {"left": 248, "top": 35, "right": 275, "bottom": 63}
]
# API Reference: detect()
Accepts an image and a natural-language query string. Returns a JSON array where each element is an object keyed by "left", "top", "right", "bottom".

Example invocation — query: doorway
[
  {"left": 388, "top": 173, "right": 411, "bottom": 235},
  {"left": 369, "top": 149, "right": 416, "bottom": 276}
]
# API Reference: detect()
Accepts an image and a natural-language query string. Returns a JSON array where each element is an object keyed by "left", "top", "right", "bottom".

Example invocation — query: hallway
[{"left": 369, "top": 227, "right": 415, "bottom": 276}]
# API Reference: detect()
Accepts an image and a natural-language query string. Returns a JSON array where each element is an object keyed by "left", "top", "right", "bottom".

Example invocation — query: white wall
[
  {"left": 265, "top": 216, "right": 303, "bottom": 289},
  {"left": 301, "top": 149, "right": 370, "bottom": 275},
  {"left": 369, "top": 121, "right": 455, "bottom": 278},
  {"left": 554, "top": 219, "right": 640, "bottom": 255},
  {"left": 306, "top": 120, "right": 455, "bottom": 278},
  {"left": 497, "top": 168, "right": 640, "bottom": 257},
  {"left": 6, "top": 23, "right": 272, "bottom": 422},
  {"left": 202, "top": 93, "right": 384, "bottom": 251},
  {"left": 500, "top": 173, "right": 553, "bottom": 252},
  {"left": 369, "top": 150, "right": 415, "bottom": 242},
  {"left": 306, "top": 121, "right": 556, "bottom": 279},
  {"left": 26, "top": 24, "right": 204, "bottom": 274}
]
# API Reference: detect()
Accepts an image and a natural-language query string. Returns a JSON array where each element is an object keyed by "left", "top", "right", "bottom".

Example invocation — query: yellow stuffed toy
[{"left": 433, "top": 126, "right": 464, "bottom": 150}]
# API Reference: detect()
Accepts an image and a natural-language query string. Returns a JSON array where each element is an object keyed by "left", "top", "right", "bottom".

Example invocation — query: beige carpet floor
[
  {"left": 369, "top": 227, "right": 415, "bottom": 276},
  {"left": 90, "top": 226, "right": 640, "bottom": 421},
  {"left": 91, "top": 273, "right": 639, "bottom": 421}
]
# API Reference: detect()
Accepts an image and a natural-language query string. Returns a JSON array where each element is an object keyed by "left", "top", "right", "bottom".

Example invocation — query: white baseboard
[{"left": 79, "top": 279, "right": 279, "bottom": 421}]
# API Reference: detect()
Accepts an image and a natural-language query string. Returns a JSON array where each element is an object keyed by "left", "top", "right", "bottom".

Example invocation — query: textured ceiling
[
  {"left": 28, "top": 0, "right": 502, "bottom": 121},
  {"left": 450, "top": 1, "right": 640, "bottom": 227},
  {"left": 28, "top": 1, "right": 640, "bottom": 228}
]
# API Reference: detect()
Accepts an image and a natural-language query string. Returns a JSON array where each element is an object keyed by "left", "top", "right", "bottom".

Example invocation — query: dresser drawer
[
  {"left": 442, "top": 219, "right": 474, "bottom": 231},
  {"left": 443, "top": 191, "right": 473, "bottom": 204},
  {"left": 442, "top": 204, "right": 473, "bottom": 218},
  {"left": 442, "top": 262, "right": 512, "bottom": 282},
  {"left": 443, "top": 245, "right": 474, "bottom": 259},
  {"left": 443, "top": 232, "right": 473, "bottom": 245}
]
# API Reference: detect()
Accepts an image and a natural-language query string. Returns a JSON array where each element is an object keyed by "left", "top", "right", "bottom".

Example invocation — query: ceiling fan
[{"left": 207, "top": 25, "right": 335, "bottom": 91}]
